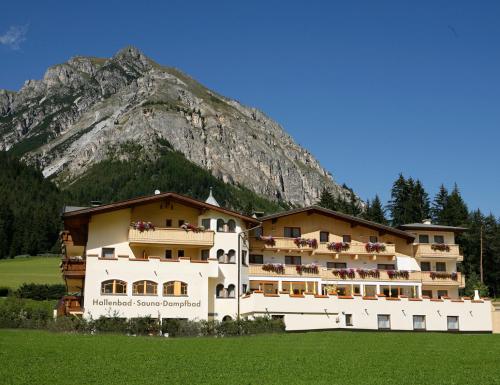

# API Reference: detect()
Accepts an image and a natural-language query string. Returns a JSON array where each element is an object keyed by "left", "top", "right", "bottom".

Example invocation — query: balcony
[
  {"left": 421, "top": 271, "right": 465, "bottom": 287},
  {"left": 128, "top": 227, "right": 214, "bottom": 247},
  {"left": 60, "top": 259, "right": 86, "bottom": 278},
  {"left": 56, "top": 295, "right": 83, "bottom": 317},
  {"left": 414, "top": 244, "right": 463, "bottom": 261},
  {"left": 248, "top": 264, "right": 422, "bottom": 282},
  {"left": 251, "top": 237, "right": 396, "bottom": 257}
]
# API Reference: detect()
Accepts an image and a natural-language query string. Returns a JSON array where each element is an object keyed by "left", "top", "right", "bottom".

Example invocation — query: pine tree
[
  {"left": 364, "top": 195, "right": 387, "bottom": 225},
  {"left": 387, "top": 174, "right": 411, "bottom": 226},
  {"left": 0, "top": 204, "right": 14, "bottom": 258},
  {"left": 317, "top": 188, "right": 336, "bottom": 211},
  {"left": 431, "top": 185, "right": 449, "bottom": 224},
  {"left": 409, "top": 179, "right": 430, "bottom": 222},
  {"left": 441, "top": 184, "right": 468, "bottom": 226}
]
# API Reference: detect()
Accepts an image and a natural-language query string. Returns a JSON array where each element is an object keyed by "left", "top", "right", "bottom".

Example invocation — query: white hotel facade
[{"left": 59, "top": 191, "right": 496, "bottom": 332}]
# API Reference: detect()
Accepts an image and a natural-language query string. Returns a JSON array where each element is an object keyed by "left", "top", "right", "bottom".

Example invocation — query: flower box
[
  {"left": 365, "top": 242, "right": 386, "bottom": 253},
  {"left": 431, "top": 243, "right": 450, "bottom": 252},
  {"left": 387, "top": 270, "right": 409, "bottom": 279},
  {"left": 356, "top": 268, "right": 380, "bottom": 279},
  {"left": 262, "top": 263, "right": 285, "bottom": 274},
  {"left": 296, "top": 264, "right": 319, "bottom": 274},
  {"left": 181, "top": 223, "right": 205, "bottom": 232},
  {"left": 293, "top": 237, "right": 318, "bottom": 248},
  {"left": 429, "top": 271, "right": 457, "bottom": 280},
  {"left": 332, "top": 268, "right": 356, "bottom": 279},
  {"left": 327, "top": 241, "right": 350, "bottom": 252},
  {"left": 131, "top": 221, "right": 155, "bottom": 232},
  {"left": 258, "top": 235, "right": 276, "bottom": 246}
]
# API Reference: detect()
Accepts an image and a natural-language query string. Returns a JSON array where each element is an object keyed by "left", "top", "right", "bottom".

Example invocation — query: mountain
[{"left": 0, "top": 46, "right": 354, "bottom": 206}]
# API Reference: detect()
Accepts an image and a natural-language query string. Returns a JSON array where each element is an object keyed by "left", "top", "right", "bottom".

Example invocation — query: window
[
  {"left": 377, "top": 314, "right": 391, "bottom": 330},
  {"left": 284, "top": 227, "right": 301, "bottom": 238},
  {"left": 345, "top": 314, "right": 353, "bottom": 326},
  {"left": 252, "top": 227, "right": 263, "bottom": 238},
  {"left": 420, "top": 262, "right": 431, "bottom": 271},
  {"left": 165, "top": 250, "right": 173, "bottom": 259},
  {"left": 413, "top": 315, "right": 426, "bottom": 330},
  {"left": 101, "top": 248, "right": 115, "bottom": 259},
  {"left": 227, "top": 284, "right": 236, "bottom": 298},
  {"left": 242, "top": 250, "right": 247, "bottom": 266},
  {"left": 285, "top": 255, "right": 301, "bottom": 265},
  {"left": 166, "top": 219, "right": 172, "bottom": 227},
  {"left": 377, "top": 264, "right": 395, "bottom": 270},
  {"left": 101, "top": 279, "right": 127, "bottom": 295},
  {"left": 272, "top": 315, "right": 284, "bottom": 320},
  {"left": 132, "top": 280, "right": 158, "bottom": 295},
  {"left": 327, "top": 262, "right": 347, "bottom": 269},
  {"left": 437, "top": 290, "right": 448, "bottom": 299},
  {"left": 177, "top": 250, "right": 185, "bottom": 258},
  {"left": 201, "top": 249, "right": 209, "bottom": 261},
  {"left": 178, "top": 219, "right": 185, "bottom": 227},
  {"left": 436, "top": 262, "right": 446, "bottom": 272},
  {"left": 217, "top": 219, "right": 225, "bottom": 232},
  {"left": 216, "top": 284, "right": 225, "bottom": 298},
  {"left": 434, "top": 235, "right": 445, "bottom": 244},
  {"left": 227, "top": 250, "right": 236, "bottom": 263},
  {"left": 342, "top": 235, "right": 351, "bottom": 243},
  {"left": 447, "top": 316, "right": 459, "bottom": 331},
  {"left": 418, "top": 234, "right": 429, "bottom": 243},
  {"left": 201, "top": 218, "right": 211, "bottom": 230},
  {"left": 422, "top": 290, "right": 433, "bottom": 298},
  {"left": 369, "top": 236, "right": 378, "bottom": 243},
  {"left": 227, "top": 219, "right": 236, "bottom": 233},
  {"left": 250, "top": 254, "right": 263, "bottom": 264},
  {"left": 217, "top": 249, "right": 225, "bottom": 263},
  {"left": 242, "top": 284, "right": 247, "bottom": 293},
  {"left": 163, "top": 281, "right": 188, "bottom": 296},
  {"left": 320, "top": 231, "right": 329, "bottom": 243}
]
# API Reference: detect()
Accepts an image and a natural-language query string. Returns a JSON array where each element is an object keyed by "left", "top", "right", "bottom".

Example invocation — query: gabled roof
[
  {"left": 62, "top": 192, "right": 260, "bottom": 224},
  {"left": 398, "top": 223, "right": 467, "bottom": 233},
  {"left": 261, "top": 206, "right": 415, "bottom": 241}
]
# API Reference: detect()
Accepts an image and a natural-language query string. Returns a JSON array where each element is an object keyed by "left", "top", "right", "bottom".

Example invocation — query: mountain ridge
[{"left": 0, "top": 46, "right": 356, "bottom": 207}]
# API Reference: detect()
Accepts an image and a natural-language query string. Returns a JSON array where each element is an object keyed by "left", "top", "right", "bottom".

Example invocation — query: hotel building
[{"left": 59, "top": 191, "right": 495, "bottom": 332}]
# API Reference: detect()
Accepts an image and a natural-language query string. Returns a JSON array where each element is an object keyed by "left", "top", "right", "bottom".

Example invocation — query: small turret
[{"left": 205, "top": 187, "right": 220, "bottom": 207}]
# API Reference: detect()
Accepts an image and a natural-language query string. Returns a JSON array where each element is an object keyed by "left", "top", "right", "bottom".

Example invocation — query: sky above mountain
[{"left": 1, "top": 0, "right": 499, "bottom": 216}]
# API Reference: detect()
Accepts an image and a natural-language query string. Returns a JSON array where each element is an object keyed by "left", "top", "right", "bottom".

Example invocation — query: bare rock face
[{"left": 0, "top": 46, "right": 354, "bottom": 206}]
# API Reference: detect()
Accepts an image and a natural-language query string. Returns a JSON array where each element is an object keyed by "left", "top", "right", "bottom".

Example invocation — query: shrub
[
  {"left": 0, "top": 287, "right": 11, "bottom": 297},
  {"left": 128, "top": 317, "right": 160, "bottom": 336},
  {"left": 15, "top": 283, "right": 66, "bottom": 300},
  {"left": 0, "top": 297, "right": 52, "bottom": 329},
  {"left": 47, "top": 316, "right": 90, "bottom": 333},
  {"left": 91, "top": 316, "right": 128, "bottom": 334}
]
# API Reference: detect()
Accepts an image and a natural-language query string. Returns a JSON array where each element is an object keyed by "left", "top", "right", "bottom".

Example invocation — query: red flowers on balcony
[
  {"left": 258, "top": 235, "right": 276, "bottom": 246},
  {"left": 431, "top": 243, "right": 451, "bottom": 252},
  {"left": 262, "top": 263, "right": 285, "bottom": 274},
  {"left": 332, "top": 268, "right": 356, "bottom": 279},
  {"left": 387, "top": 270, "right": 409, "bottom": 279},
  {"left": 294, "top": 238, "right": 318, "bottom": 248},
  {"left": 131, "top": 221, "right": 155, "bottom": 232},
  {"left": 430, "top": 271, "right": 457, "bottom": 280},
  {"left": 296, "top": 264, "right": 319, "bottom": 274},
  {"left": 357, "top": 268, "right": 380, "bottom": 279},
  {"left": 365, "top": 242, "right": 386, "bottom": 253},
  {"left": 327, "top": 242, "right": 350, "bottom": 252}
]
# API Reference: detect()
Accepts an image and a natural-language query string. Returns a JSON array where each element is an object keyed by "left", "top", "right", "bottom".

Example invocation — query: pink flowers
[
  {"left": 357, "top": 268, "right": 380, "bottom": 278},
  {"left": 296, "top": 264, "right": 319, "bottom": 274},
  {"left": 431, "top": 244, "right": 450, "bottom": 252},
  {"left": 294, "top": 238, "right": 318, "bottom": 248},
  {"left": 387, "top": 270, "right": 409, "bottom": 279},
  {"left": 181, "top": 223, "right": 205, "bottom": 232},
  {"left": 131, "top": 221, "right": 155, "bottom": 232},
  {"left": 327, "top": 242, "right": 350, "bottom": 252},
  {"left": 262, "top": 263, "right": 285, "bottom": 274},
  {"left": 332, "top": 268, "right": 356, "bottom": 279},
  {"left": 430, "top": 271, "right": 457, "bottom": 280},
  {"left": 365, "top": 242, "right": 387, "bottom": 253}
]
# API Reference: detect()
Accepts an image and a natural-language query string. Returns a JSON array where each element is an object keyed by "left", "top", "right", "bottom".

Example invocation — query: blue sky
[{"left": 1, "top": 0, "right": 499, "bottom": 216}]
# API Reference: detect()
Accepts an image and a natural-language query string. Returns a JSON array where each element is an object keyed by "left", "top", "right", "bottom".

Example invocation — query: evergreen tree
[
  {"left": 317, "top": 188, "right": 336, "bottom": 211},
  {"left": 363, "top": 195, "right": 387, "bottom": 225},
  {"left": 440, "top": 184, "right": 468, "bottom": 227},
  {"left": 431, "top": 185, "right": 449, "bottom": 224},
  {"left": 409, "top": 179, "right": 430, "bottom": 222},
  {"left": 0, "top": 204, "right": 14, "bottom": 258}
]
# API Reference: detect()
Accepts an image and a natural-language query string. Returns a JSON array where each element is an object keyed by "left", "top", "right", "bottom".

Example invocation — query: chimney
[
  {"left": 422, "top": 219, "right": 432, "bottom": 225},
  {"left": 154, "top": 190, "right": 161, "bottom": 195}
]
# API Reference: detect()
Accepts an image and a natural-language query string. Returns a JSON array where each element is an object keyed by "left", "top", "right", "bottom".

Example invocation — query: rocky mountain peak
[{"left": 0, "top": 46, "right": 358, "bottom": 207}]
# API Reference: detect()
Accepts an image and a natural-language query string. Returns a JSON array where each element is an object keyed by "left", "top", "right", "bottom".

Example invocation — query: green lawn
[
  {"left": 0, "top": 330, "right": 498, "bottom": 385},
  {"left": 0, "top": 256, "right": 62, "bottom": 289}
]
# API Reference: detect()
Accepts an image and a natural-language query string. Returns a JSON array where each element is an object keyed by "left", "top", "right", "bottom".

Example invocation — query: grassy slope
[
  {"left": 0, "top": 330, "right": 499, "bottom": 385},
  {"left": 0, "top": 257, "right": 62, "bottom": 288}
]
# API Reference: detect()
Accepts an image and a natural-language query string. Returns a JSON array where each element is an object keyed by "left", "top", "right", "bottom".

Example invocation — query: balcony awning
[{"left": 396, "top": 255, "right": 420, "bottom": 271}]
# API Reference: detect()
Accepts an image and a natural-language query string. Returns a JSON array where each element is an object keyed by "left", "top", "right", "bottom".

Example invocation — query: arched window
[
  {"left": 132, "top": 280, "right": 157, "bottom": 295},
  {"left": 227, "top": 249, "right": 236, "bottom": 263},
  {"left": 217, "top": 219, "right": 225, "bottom": 232},
  {"left": 222, "top": 315, "right": 233, "bottom": 322},
  {"left": 101, "top": 279, "right": 127, "bottom": 295},
  {"left": 217, "top": 249, "right": 225, "bottom": 263},
  {"left": 216, "top": 284, "right": 225, "bottom": 298},
  {"left": 227, "top": 219, "right": 236, "bottom": 233},
  {"left": 227, "top": 284, "right": 236, "bottom": 298},
  {"left": 163, "top": 281, "right": 188, "bottom": 296}
]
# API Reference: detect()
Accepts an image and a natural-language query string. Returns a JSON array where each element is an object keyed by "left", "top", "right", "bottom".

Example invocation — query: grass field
[
  {"left": 0, "top": 256, "right": 62, "bottom": 288},
  {"left": 0, "top": 330, "right": 498, "bottom": 385}
]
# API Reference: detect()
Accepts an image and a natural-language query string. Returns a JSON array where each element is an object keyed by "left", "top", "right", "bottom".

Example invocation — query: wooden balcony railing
[
  {"left": 60, "top": 259, "right": 86, "bottom": 278},
  {"left": 251, "top": 238, "right": 396, "bottom": 256},
  {"left": 248, "top": 264, "right": 422, "bottom": 282},
  {"left": 128, "top": 227, "right": 214, "bottom": 246},
  {"left": 56, "top": 295, "right": 83, "bottom": 317},
  {"left": 414, "top": 244, "right": 463, "bottom": 261}
]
